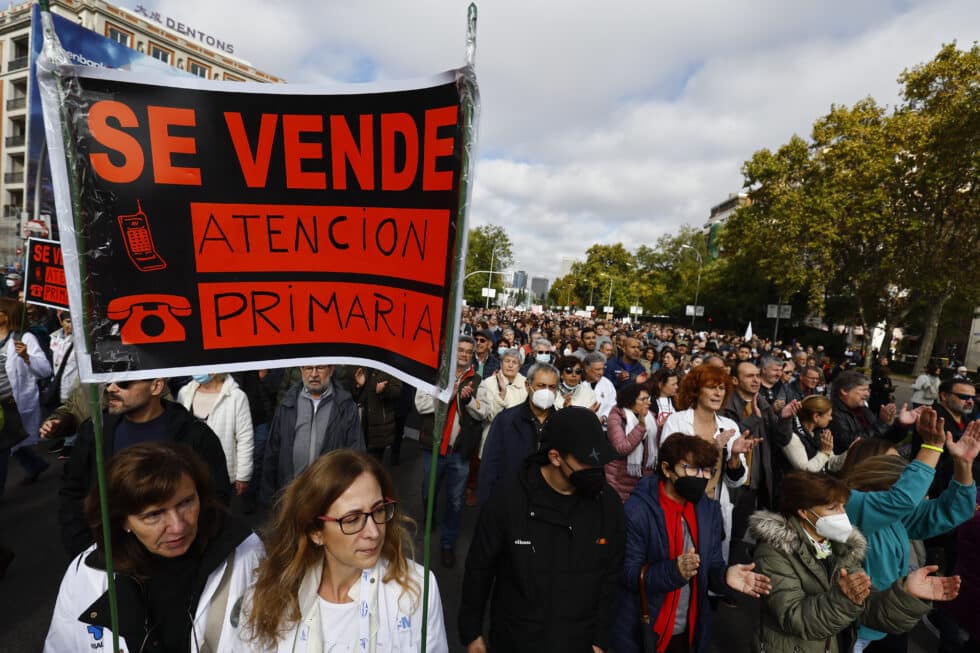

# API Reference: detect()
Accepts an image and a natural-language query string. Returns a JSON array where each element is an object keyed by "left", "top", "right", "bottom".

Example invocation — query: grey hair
[
  {"left": 499, "top": 348, "right": 522, "bottom": 363},
  {"left": 526, "top": 362, "right": 559, "bottom": 384},
  {"left": 533, "top": 338, "right": 552, "bottom": 350},
  {"left": 583, "top": 351, "right": 607, "bottom": 367},
  {"left": 459, "top": 334, "right": 476, "bottom": 347},
  {"left": 759, "top": 355, "right": 782, "bottom": 370},
  {"left": 833, "top": 370, "right": 870, "bottom": 395}
]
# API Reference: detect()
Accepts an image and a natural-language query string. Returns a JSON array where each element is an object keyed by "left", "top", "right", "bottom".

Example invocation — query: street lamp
[{"left": 680, "top": 244, "right": 703, "bottom": 327}]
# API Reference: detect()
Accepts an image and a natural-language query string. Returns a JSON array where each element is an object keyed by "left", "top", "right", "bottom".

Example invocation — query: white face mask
[
  {"left": 808, "top": 511, "right": 853, "bottom": 544},
  {"left": 530, "top": 388, "right": 556, "bottom": 410}
]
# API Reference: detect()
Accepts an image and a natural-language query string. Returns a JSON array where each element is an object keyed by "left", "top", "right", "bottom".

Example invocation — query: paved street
[{"left": 0, "top": 375, "right": 934, "bottom": 652}]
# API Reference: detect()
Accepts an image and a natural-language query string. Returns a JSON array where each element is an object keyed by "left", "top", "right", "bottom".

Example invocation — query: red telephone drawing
[
  {"left": 107, "top": 294, "right": 191, "bottom": 345},
  {"left": 117, "top": 200, "right": 167, "bottom": 272}
]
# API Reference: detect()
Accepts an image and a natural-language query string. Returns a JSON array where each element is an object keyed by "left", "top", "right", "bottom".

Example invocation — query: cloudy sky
[{"left": 144, "top": 0, "right": 980, "bottom": 282}]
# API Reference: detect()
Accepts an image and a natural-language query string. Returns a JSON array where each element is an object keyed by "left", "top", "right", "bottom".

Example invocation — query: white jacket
[
  {"left": 6, "top": 331, "right": 52, "bottom": 448},
  {"left": 44, "top": 534, "right": 264, "bottom": 653},
  {"left": 178, "top": 376, "right": 254, "bottom": 482},
  {"left": 49, "top": 327, "right": 79, "bottom": 402},
  {"left": 661, "top": 408, "right": 747, "bottom": 563},
  {"left": 555, "top": 381, "right": 597, "bottom": 411},
  {"left": 466, "top": 372, "right": 527, "bottom": 456},
  {"left": 238, "top": 558, "right": 448, "bottom": 652}
]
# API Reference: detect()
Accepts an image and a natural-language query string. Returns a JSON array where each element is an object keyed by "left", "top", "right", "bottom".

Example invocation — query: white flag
[{"left": 744, "top": 322, "right": 753, "bottom": 342}]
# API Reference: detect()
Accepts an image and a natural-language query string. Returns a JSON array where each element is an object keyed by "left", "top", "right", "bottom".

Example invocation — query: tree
[
  {"left": 892, "top": 43, "right": 980, "bottom": 374},
  {"left": 463, "top": 225, "right": 513, "bottom": 306}
]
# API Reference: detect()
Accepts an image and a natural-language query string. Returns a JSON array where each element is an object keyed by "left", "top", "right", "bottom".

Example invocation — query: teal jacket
[{"left": 846, "top": 460, "right": 976, "bottom": 641}]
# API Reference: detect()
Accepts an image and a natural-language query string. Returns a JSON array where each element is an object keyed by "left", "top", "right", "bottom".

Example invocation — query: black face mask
[
  {"left": 568, "top": 467, "right": 605, "bottom": 498},
  {"left": 673, "top": 476, "right": 709, "bottom": 504}
]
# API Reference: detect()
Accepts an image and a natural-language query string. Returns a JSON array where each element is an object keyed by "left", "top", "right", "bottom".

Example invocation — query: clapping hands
[
  {"left": 905, "top": 565, "right": 961, "bottom": 602},
  {"left": 838, "top": 568, "right": 872, "bottom": 606}
]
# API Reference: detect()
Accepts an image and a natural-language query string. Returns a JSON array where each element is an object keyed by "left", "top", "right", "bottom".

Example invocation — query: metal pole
[
  {"left": 486, "top": 247, "right": 494, "bottom": 309},
  {"left": 691, "top": 259, "right": 701, "bottom": 327}
]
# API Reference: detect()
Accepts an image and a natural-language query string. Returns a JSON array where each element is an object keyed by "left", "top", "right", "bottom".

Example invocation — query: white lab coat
[{"left": 6, "top": 331, "right": 52, "bottom": 449}]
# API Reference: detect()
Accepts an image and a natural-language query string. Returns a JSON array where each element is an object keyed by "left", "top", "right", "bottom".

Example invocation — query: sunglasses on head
[{"left": 563, "top": 366, "right": 583, "bottom": 375}]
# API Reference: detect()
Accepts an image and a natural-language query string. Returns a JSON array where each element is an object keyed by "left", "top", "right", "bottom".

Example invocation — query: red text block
[{"left": 197, "top": 281, "right": 444, "bottom": 369}]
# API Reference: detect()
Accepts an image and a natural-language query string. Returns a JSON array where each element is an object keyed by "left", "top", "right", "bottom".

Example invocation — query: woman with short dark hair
[
  {"left": 45, "top": 441, "right": 262, "bottom": 652},
  {"left": 605, "top": 382, "right": 658, "bottom": 502},
  {"left": 749, "top": 471, "right": 958, "bottom": 653},
  {"left": 612, "top": 434, "right": 771, "bottom": 653}
]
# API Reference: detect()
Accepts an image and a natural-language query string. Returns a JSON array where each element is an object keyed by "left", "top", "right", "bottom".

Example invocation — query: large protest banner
[{"left": 37, "top": 46, "right": 477, "bottom": 398}]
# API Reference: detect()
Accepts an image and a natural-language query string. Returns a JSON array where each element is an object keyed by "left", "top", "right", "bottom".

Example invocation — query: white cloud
[{"left": 144, "top": 0, "right": 980, "bottom": 280}]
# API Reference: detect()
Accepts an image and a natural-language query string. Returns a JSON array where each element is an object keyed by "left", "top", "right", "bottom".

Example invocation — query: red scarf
[
  {"left": 652, "top": 480, "right": 699, "bottom": 651},
  {"left": 440, "top": 367, "right": 474, "bottom": 455}
]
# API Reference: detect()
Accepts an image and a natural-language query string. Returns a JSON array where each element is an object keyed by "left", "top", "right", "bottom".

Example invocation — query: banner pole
[
  {"left": 37, "top": 4, "right": 120, "bottom": 652},
  {"left": 420, "top": 4, "right": 479, "bottom": 652}
]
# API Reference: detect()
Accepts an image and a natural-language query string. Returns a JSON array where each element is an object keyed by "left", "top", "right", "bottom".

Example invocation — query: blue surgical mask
[
  {"left": 498, "top": 346, "right": 508, "bottom": 357},
  {"left": 535, "top": 352, "right": 551, "bottom": 364},
  {"left": 192, "top": 374, "right": 213, "bottom": 384}
]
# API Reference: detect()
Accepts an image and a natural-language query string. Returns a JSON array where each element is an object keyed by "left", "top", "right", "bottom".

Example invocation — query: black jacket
[
  {"left": 58, "top": 401, "right": 231, "bottom": 558},
  {"left": 260, "top": 381, "right": 362, "bottom": 505},
  {"left": 721, "top": 392, "right": 792, "bottom": 511},
  {"left": 80, "top": 515, "right": 252, "bottom": 653},
  {"left": 478, "top": 401, "right": 554, "bottom": 504},
  {"left": 828, "top": 397, "right": 905, "bottom": 455},
  {"left": 459, "top": 458, "right": 626, "bottom": 653}
]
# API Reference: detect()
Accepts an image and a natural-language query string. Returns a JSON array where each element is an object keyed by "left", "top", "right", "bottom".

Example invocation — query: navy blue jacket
[
  {"left": 605, "top": 356, "right": 646, "bottom": 389},
  {"left": 478, "top": 402, "right": 553, "bottom": 504},
  {"left": 612, "top": 475, "right": 733, "bottom": 653}
]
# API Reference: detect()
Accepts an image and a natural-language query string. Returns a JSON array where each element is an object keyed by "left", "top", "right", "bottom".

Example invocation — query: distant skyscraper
[
  {"left": 530, "top": 277, "right": 549, "bottom": 300},
  {"left": 513, "top": 270, "right": 527, "bottom": 289}
]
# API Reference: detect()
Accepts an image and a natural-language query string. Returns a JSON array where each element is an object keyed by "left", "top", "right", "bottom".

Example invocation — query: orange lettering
[
  {"left": 422, "top": 106, "right": 457, "bottom": 191},
  {"left": 330, "top": 114, "right": 374, "bottom": 191},
  {"left": 380, "top": 113, "right": 418, "bottom": 191},
  {"left": 88, "top": 100, "right": 144, "bottom": 184},
  {"left": 147, "top": 106, "right": 201, "bottom": 186},
  {"left": 224, "top": 112, "right": 278, "bottom": 188},
  {"left": 282, "top": 115, "right": 326, "bottom": 190}
]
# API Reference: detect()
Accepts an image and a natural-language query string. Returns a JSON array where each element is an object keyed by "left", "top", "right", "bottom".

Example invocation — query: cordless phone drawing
[{"left": 117, "top": 200, "right": 167, "bottom": 272}]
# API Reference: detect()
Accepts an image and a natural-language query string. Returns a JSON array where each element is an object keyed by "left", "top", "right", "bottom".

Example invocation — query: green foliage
[{"left": 464, "top": 225, "right": 513, "bottom": 305}]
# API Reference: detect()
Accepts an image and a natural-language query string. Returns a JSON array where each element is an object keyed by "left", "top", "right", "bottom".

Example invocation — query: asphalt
[{"left": 0, "top": 377, "right": 937, "bottom": 653}]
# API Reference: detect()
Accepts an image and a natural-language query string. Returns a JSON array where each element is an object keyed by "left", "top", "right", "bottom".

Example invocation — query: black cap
[
  {"left": 476, "top": 328, "right": 494, "bottom": 342},
  {"left": 539, "top": 407, "right": 618, "bottom": 466}
]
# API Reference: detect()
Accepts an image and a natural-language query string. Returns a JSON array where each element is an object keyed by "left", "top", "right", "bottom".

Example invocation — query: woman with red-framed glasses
[{"left": 241, "top": 449, "right": 448, "bottom": 652}]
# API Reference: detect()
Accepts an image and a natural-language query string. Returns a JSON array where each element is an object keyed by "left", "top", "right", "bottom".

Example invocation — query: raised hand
[
  {"left": 676, "top": 547, "right": 700, "bottom": 580},
  {"left": 905, "top": 565, "right": 961, "bottom": 602},
  {"left": 915, "top": 407, "right": 947, "bottom": 448},
  {"left": 897, "top": 403, "right": 921, "bottom": 427},
  {"left": 715, "top": 428, "right": 737, "bottom": 450},
  {"left": 837, "top": 568, "right": 872, "bottom": 606},
  {"left": 725, "top": 562, "right": 772, "bottom": 598},
  {"left": 879, "top": 403, "right": 897, "bottom": 425},
  {"left": 353, "top": 367, "right": 366, "bottom": 388},
  {"left": 731, "top": 432, "right": 763, "bottom": 456},
  {"left": 657, "top": 412, "right": 670, "bottom": 428},
  {"left": 946, "top": 420, "right": 980, "bottom": 464},
  {"left": 779, "top": 399, "right": 800, "bottom": 420},
  {"left": 375, "top": 379, "right": 388, "bottom": 394},
  {"left": 819, "top": 430, "right": 834, "bottom": 455}
]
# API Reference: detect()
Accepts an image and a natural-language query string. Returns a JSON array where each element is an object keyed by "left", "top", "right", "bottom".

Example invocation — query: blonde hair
[
  {"left": 845, "top": 454, "right": 907, "bottom": 492},
  {"left": 243, "top": 450, "right": 417, "bottom": 649}
]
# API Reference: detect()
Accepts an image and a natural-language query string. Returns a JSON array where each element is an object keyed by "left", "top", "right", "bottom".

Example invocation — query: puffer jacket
[
  {"left": 177, "top": 376, "right": 254, "bottom": 482},
  {"left": 750, "top": 511, "right": 929, "bottom": 653}
]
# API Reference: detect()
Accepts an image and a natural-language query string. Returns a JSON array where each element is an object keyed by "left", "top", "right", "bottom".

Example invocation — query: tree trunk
[
  {"left": 879, "top": 321, "right": 893, "bottom": 361},
  {"left": 912, "top": 292, "right": 952, "bottom": 376}
]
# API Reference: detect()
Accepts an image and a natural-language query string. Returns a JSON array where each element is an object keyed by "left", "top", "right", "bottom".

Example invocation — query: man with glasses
[
  {"left": 415, "top": 335, "right": 483, "bottom": 567},
  {"left": 784, "top": 365, "right": 823, "bottom": 403},
  {"left": 923, "top": 379, "right": 978, "bottom": 495},
  {"left": 58, "top": 377, "right": 231, "bottom": 557},
  {"left": 472, "top": 328, "right": 501, "bottom": 379},
  {"left": 260, "top": 364, "right": 362, "bottom": 506}
]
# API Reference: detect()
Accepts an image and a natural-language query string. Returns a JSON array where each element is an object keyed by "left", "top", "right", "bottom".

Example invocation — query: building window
[
  {"left": 222, "top": 72, "right": 244, "bottom": 82},
  {"left": 187, "top": 59, "right": 210, "bottom": 79},
  {"left": 105, "top": 24, "right": 132, "bottom": 48},
  {"left": 148, "top": 43, "right": 172, "bottom": 64}
]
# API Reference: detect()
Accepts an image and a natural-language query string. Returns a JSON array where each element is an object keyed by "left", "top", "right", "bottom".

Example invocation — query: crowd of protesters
[{"left": 0, "top": 300, "right": 978, "bottom": 652}]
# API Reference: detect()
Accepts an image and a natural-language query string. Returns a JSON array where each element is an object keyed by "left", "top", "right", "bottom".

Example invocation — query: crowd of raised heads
[{"left": 1, "top": 302, "right": 975, "bottom": 652}]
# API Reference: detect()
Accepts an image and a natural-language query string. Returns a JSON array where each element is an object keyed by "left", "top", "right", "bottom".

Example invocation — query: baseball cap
[
  {"left": 476, "top": 328, "right": 494, "bottom": 342},
  {"left": 539, "top": 407, "right": 618, "bottom": 466}
]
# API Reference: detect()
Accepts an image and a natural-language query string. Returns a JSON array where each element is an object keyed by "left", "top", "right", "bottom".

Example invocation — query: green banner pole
[
  {"left": 420, "top": 5, "right": 479, "bottom": 652},
  {"left": 37, "top": 4, "right": 120, "bottom": 652}
]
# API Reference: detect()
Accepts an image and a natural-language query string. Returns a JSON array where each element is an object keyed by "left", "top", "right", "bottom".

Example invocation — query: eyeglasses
[
  {"left": 678, "top": 463, "right": 716, "bottom": 478},
  {"left": 953, "top": 392, "right": 976, "bottom": 401},
  {"left": 318, "top": 499, "right": 397, "bottom": 534},
  {"left": 637, "top": 395, "right": 652, "bottom": 402},
  {"left": 563, "top": 367, "right": 583, "bottom": 375},
  {"left": 475, "top": 337, "right": 489, "bottom": 343}
]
